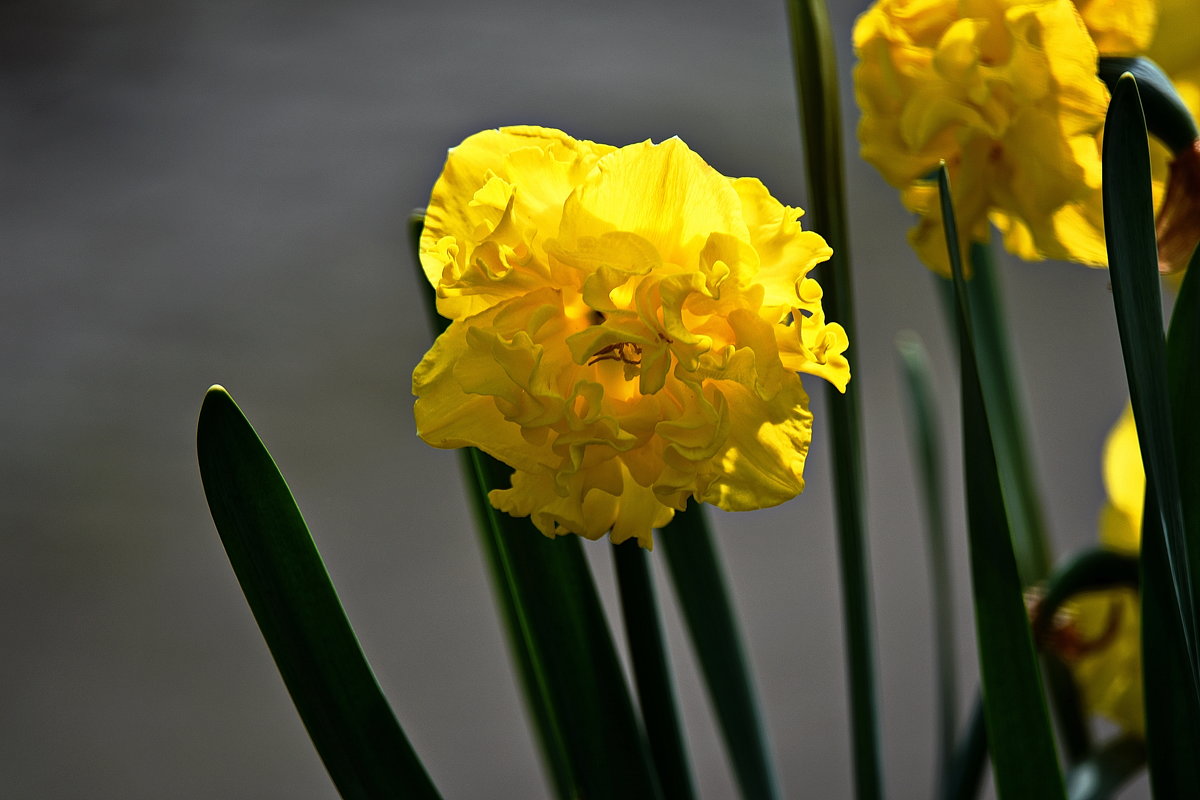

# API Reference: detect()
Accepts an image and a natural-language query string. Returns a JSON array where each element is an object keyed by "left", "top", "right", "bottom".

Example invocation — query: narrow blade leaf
[
  {"left": 941, "top": 167, "right": 1065, "bottom": 799},
  {"left": 1103, "top": 73, "right": 1200, "bottom": 693},
  {"left": 614, "top": 540, "right": 698, "bottom": 800},
  {"left": 1148, "top": 198, "right": 1200, "bottom": 796},
  {"left": 960, "top": 244, "right": 1053, "bottom": 584},
  {"left": 659, "top": 504, "right": 781, "bottom": 800},
  {"left": 196, "top": 386, "right": 442, "bottom": 800}
]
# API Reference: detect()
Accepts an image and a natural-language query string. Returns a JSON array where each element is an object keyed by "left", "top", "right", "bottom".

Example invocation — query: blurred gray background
[{"left": 2, "top": 0, "right": 1144, "bottom": 797}]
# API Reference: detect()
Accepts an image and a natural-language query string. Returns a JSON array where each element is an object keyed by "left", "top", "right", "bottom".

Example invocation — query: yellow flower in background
[
  {"left": 852, "top": 0, "right": 1156, "bottom": 274},
  {"left": 1075, "top": 0, "right": 1157, "bottom": 56},
  {"left": 1098, "top": 406, "right": 1143, "bottom": 557},
  {"left": 1148, "top": 0, "right": 1200, "bottom": 274},
  {"left": 413, "top": 126, "right": 849, "bottom": 547},
  {"left": 1150, "top": 0, "right": 1200, "bottom": 116},
  {"left": 1050, "top": 407, "right": 1144, "bottom": 735}
]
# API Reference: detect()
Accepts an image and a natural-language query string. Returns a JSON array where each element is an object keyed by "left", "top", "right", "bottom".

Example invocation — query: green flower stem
[
  {"left": 659, "top": 504, "right": 781, "bottom": 800},
  {"left": 943, "top": 693, "right": 988, "bottom": 800},
  {"left": 785, "top": 2, "right": 883, "bottom": 797},
  {"left": 896, "top": 331, "right": 958, "bottom": 788},
  {"left": 614, "top": 540, "right": 698, "bottom": 800}
]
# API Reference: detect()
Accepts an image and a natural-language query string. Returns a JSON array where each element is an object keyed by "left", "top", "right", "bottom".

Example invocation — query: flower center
[{"left": 588, "top": 341, "right": 643, "bottom": 366}]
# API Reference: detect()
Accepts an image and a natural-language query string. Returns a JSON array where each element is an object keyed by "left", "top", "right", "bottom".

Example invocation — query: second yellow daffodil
[{"left": 853, "top": 0, "right": 1157, "bottom": 274}]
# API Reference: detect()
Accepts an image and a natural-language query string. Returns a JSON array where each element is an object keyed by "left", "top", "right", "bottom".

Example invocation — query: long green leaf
[
  {"left": 785, "top": 2, "right": 882, "bottom": 797},
  {"left": 960, "top": 244, "right": 1089, "bottom": 764},
  {"left": 961, "top": 244, "right": 1053, "bottom": 584},
  {"left": 941, "top": 167, "right": 1065, "bottom": 799},
  {"left": 895, "top": 331, "right": 958, "bottom": 788},
  {"left": 659, "top": 504, "right": 781, "bottom": 800},
  {"left": 409, "top": 213, "right": 662, "bottom": 799},
  {"left": 196, "top": 386, "right": 442, "bottom": 800},
  {"left": 1102, "top": 74, "right": 1200, "bottom": 692},
  {"left": 1140, "top": 504, "right": 1200, "bottom": 796},
  {"left": 1148, "top": 188, "right": 1200, "bottom": 796},
  {"left": 614, "top": 540, "right": 698, "bottom": 800}
]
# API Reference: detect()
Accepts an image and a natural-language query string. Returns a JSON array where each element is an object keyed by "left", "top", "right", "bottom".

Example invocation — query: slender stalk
[
  {"left": 614, "top": 541, "right": 698, "bottom": 800},
  {"left": 943, "top": 694, "right": 988, "bottom": 800},
  {"left": 785, "top": 2, "right": 882, "bottom": 797},
  {"left": 896, "top": 332, "right": 958, "bottom": 787},
  {"left": 659, "top": 505, "right": 782, "bottom": 800}
]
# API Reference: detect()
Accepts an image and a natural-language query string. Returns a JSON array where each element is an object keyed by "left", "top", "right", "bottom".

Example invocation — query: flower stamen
[{"left": 588, "top": 342, "right": 643, "bottom": 366}]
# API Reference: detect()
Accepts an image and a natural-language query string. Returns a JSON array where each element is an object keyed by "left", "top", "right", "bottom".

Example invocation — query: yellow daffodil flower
[
  {"left": 1045, "top": 408, "right": 1144, "bottom": 736},
  {"left": 1150, "top": 0, "right": 1200, "bottom": 117},
  {"left": 1149, "top": 0, "right": 1200, "bottom": 274},
  {"left": 412, "top": 126, "right": 849, "bottom": 547},
  {"left": 852, "top": 0, "right": 1156, "bottom": 274}
]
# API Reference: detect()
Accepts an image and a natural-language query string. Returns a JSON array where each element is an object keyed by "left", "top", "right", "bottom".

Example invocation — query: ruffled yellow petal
[
  {"left": 414, "top": 127, "right": 848, "bottom": 546},
  {"left": 555, "top": 137, "right": 748, "bottom": 268},
  {"left": 1075, "top": 0, "right": 1158, "bottom": 56},
  {"left": 698, "top": 377, "right": 814, "bottom": 511},
  {"left": 853, "top": 0, "right": 1113, "bottom": 272},
  {"left": 420, "top": 126, "right": 614, "bottom": 320}
]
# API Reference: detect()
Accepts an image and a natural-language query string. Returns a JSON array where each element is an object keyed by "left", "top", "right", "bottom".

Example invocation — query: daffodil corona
[
  {"left": 412, "top": 127, "right": 849, "bottom": 547},
  {"left": 853, "top": 0, "right": 1157, "bottom": 274}
]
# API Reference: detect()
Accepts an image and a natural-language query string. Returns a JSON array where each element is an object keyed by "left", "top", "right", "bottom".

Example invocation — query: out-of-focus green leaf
[
  {"left": 785, "top": 2, "right": 882, "bottom": 797},
  {"left": 196, "top": 386, "right": 442, "bottom": 800},
  {"left": 895, "top": 331, "right": 957, "bottom": 787},
  {"left": 1064, "top": 736, "right": 1146, "bottom": 800},
  {"left": 659, "top": 504, "right": 781, "bottom": 800},
  {"left": 410, "top": 213, "right": 662, "bottom": 800},
  {"left": 940, "top": 166, "right": 1064, "bottom": 800},
  {"left": 943, "top": 693, "right": 988, "bottom": 800}
]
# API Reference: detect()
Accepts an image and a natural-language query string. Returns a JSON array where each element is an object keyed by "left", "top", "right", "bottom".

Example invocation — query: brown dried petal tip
[{"left": 1156, "top": 138, "right": 1200, "bottom": 275}]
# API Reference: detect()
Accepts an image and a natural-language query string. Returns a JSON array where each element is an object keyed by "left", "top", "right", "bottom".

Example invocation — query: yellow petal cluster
[
  {"left": 1150, "top": 0, "right": 1200, "bottom": 117},
  {"left": 852, "top": 0, "right": 1156, "bottom": 274},
  {"left": 1148, "top": 0, "right": 1200, "bottom": 274},
  {"left": 413, "top": 126, "right": 849, "bottom": 547},
  {"left": 1058, "top": 407, "right": 1144, "bottom": 735}
]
